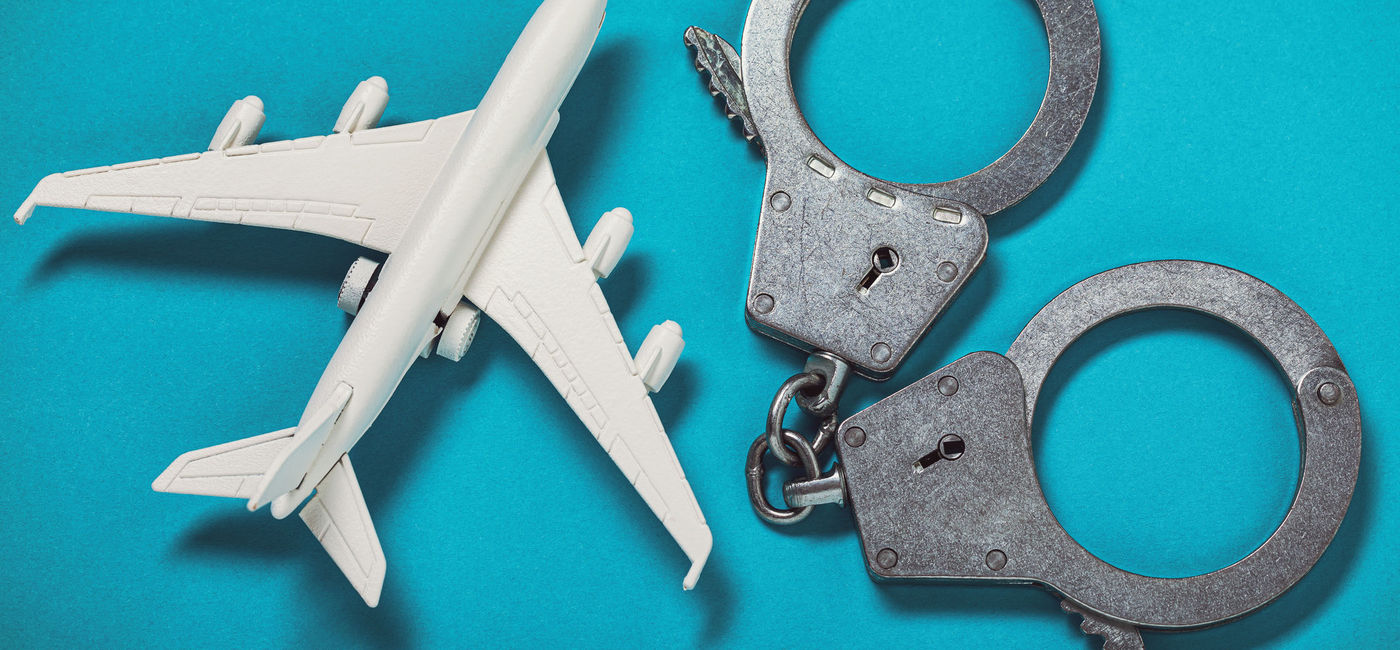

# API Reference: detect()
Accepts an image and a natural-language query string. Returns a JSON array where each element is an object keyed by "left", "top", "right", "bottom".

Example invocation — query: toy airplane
[{"left": 12, "top": 0, "right": 711, "bottom": 606}]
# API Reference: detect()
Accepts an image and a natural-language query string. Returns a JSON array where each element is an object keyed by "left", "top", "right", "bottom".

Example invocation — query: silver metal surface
[
  {"left": 832, "top": 261, "right": 1359, "bottom": 634},
  {"left": 684, "top": 26, "right": 759, "bottom": 146},
  {"left": 686, "top": 0, "right": 1101, "bottom": 378},
  {"left": 795, "top": 351, "right": 851, "bottom": 417},
  {"left": 748, "top": 366, "right": 842, "bottom": 520},
  {"left": 747, "top": 428, "right": 821, "bottom": 524},
  {"left": 765, "top": 371, "right": 825, "bottom": 465},
  {"left": 783, "top": 465, "right": 846, "bottom": 508},
  {"left": 1062, "top": 600, "right": 1145, "bottom": 650}
]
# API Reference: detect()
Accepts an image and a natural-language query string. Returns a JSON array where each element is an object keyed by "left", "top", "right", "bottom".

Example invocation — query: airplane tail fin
[
  {"left": 151, "top": 391, "right": 384, "bottom": 606},
  {"left": 152, "top": 442, "right": 386, "bottom": 607}
]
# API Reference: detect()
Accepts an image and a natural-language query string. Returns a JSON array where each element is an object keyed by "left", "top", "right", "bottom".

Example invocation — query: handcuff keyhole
[
  {"left": 915, "top": 434, "right": 965, "bottom": 471},
  {"left": 858, "top": 246, "right": 901, "bottom": 295}
]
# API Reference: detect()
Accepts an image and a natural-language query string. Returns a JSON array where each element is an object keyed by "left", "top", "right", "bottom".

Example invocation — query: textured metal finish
[
  {"left": 783, "top": 465, "right": 846, "bottom": 508},
  {"left": 687, "top": 0, "right": 1101, "bottom": 378},
  {"left": 747, "top": 428, "right": 821, "bottom": 524},
  {"left": 1007, "top": 260, "right": 1347, "bottom": 416},
  {"left": 748, "top": 366, "right": 842, "bottom": 519},
  {"left": 795, "top": 351, "right": 851, "bottom": 417},
  {"left": 765, "top": 372, "right": 826, "bottom": 465},
  {"left": 684, "top": 26, "right": 760, "bottom": 146},
  {"left": 1062, "top": 600, "right": 1145, "bottom": 650},
  {"left": 836, "top": 261, "right": 1360, "bottom": 633}
]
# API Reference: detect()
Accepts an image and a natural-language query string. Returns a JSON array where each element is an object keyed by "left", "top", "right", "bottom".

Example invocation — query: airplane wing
[
  {"left": 464, "top": 153, "right": 713, "bottom": 589},
  {"left": 15, "top": 110, "right": 474, "bottom": 253}
]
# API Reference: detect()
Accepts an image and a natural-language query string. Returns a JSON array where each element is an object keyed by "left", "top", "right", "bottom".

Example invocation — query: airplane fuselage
[{"left": 268, "top": 0, "right": 606, "bottom": 518}]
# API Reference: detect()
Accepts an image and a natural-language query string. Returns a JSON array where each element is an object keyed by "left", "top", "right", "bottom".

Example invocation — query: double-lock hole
[{"left": 858, "top": 246, "right": 901, "bottom": 295}]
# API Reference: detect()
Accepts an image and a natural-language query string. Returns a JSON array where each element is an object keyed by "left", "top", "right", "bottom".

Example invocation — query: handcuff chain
[
  {"left": 747, "top": 366, "right": 843, "bottom": 524},
  {"left": 765, "top": 372, "right": 832, "bottom": 465}
]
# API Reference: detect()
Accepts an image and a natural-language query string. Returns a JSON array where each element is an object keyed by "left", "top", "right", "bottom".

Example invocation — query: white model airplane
[{"left": 12, "top": 0, "right": 711, "bottom": 606}]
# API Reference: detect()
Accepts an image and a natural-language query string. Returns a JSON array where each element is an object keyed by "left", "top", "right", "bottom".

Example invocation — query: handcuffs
[{"left": 686, "top": 1, "right": 1359, "bottom": 647}]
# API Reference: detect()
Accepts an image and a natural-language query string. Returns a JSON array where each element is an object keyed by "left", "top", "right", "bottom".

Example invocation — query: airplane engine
[
  {"left": 334, "top": 76, "right": 389, "bottom": 134},
  {"left": 435, "top": 301, "right": 482, "bottom": 362},
  {"left": 338, "top": 257, "right": 381, "bottom": 316},
  {"left": 208, "top": 96, "right": 265, "bottom": 151},
  {"left": 634, "top": 320, "right": 684, "bottom": 393},
  {"left": 582, "top": 208, "right": 633, "bottom": 279}
]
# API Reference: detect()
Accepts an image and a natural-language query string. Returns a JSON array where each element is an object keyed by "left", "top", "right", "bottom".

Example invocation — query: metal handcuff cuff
[{"left": 686, "top": 1, "right": 1359, "bottom": 647}]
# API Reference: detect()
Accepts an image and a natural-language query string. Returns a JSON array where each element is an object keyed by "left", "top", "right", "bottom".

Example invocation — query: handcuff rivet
[
  {"left": 937, "top": 261, "right": 959, "bottom": 283},
  {"left": 937, "top": 375, "right": 959, "bottom": 396},
  {"left": 876, "top": 548, "right": 899, "bottom": 570},
  {"left": 769, "top": 191, "right": 791, "bottom": 212},
  {"left": 1317, "top": 382, "right": 1341, "bottom": 406},
  {"left": 753, "top": 293, "right": 775, "bottom": 314},
  {"left": 844, "top": 426, "right": 866, "bottom": 448},
  {"left": 986, "top": 550, "right": 1008, "bottom": 571},
  {"left": 871, "top": 342, "right": 892, "bottom": 363}
]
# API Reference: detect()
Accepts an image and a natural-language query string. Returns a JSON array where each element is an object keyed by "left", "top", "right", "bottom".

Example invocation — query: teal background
[{"left": 1, "top": 0, "right": 1396, "bottom": 647}]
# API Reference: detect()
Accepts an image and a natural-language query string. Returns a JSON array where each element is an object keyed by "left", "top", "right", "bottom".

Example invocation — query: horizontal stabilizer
[
  {"left": 300, "top": 454, "right": 385, "bottom": 607},
  {"left": 152, "top": 427, "right": 297, "bottom": 499}
]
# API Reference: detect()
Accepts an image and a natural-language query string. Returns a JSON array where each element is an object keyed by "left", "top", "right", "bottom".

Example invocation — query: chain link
[
  {"left": 765, "top": 372, "right": 822, "bottom": 465},
  {"left": 746, "top": 429, "right": 820, "bottom": 524},
  {"left": 746, "top": 356, "right": 849, "bottom": 524}
]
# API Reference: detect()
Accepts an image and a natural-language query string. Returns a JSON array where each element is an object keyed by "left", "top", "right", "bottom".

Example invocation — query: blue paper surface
[{"left": 1, "top": 0, "right": 1396, "bottom": 647}]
